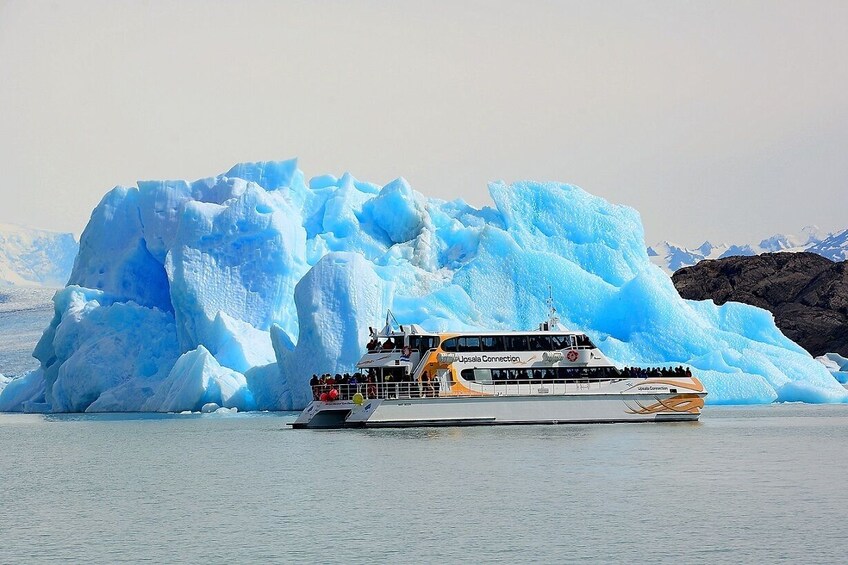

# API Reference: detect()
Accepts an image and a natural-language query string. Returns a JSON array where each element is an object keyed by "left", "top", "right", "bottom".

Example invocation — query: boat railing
[{"left": 310, "top": 378, "right": 639, "bottom": 402}]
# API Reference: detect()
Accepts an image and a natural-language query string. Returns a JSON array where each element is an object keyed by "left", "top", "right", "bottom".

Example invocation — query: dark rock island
[{"left": 673, "top": 252, "right": 848, "bottom": 357}]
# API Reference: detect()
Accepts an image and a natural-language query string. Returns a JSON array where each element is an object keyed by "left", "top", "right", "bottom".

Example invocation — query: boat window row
[
  {"left": 441, "top": 334, "right": 594, "bottom": 353},
  {"left": 408, "top": 336, "right": 440, "bottom": 351},
  {"left": 368, "top": 335, "right": 440, "bottom": 352},
  {"left": 460, "top": 367, "right": 619, "bottom": 382}
]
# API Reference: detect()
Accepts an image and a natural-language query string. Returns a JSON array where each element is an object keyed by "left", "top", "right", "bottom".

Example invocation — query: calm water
[{"left": 1, "top": 405, "right": 847, "bottom": 564}]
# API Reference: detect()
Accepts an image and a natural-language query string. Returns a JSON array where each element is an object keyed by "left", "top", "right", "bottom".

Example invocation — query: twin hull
[{"left": 292, "top": 378, "right": 705, "bottom": 429}]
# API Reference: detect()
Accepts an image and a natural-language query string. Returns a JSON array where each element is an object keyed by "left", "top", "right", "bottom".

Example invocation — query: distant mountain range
[
  {"left": 648, "top": 226, "right": 848, "bottom": 274},
  {"left": 0, "top": 224, "right": 78, "bottom": 288}
]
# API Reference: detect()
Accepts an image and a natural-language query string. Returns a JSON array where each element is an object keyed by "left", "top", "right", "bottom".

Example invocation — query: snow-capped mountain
[
  {"left": 807, "top": 229, "right": 848, "bottom": 262},
  {"left": 648, "top": 226, "right": 846, "bottom": 274},
  {"left": 0, "top": 223, "right": 78, "bottom": 287}
]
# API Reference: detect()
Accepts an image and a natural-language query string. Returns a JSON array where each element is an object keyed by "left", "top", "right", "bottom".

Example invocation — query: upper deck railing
[{"left": 309, "top": 377, "right": 662, "bottom": 403}]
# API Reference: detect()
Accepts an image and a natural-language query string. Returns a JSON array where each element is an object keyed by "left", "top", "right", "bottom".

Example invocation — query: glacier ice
[
  {"left": 1, "top": 158, "right": 845, "bottom": 413},
  {"left": 0, "top": 223, "right": 78, "bottom": 287},
  {"left": 143, "top": 346, "right": 256, "bottom": 412},
  {"left": 816, "top": 353, "right": 848, "bottom": 384}
]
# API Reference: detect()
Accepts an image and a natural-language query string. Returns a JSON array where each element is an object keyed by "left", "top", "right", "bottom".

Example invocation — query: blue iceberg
[{"left": 1, "top": 159, "right": 844, "bottom": 412}]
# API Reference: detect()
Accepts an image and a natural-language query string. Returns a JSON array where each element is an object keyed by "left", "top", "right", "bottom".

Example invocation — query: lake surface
[{"left": 1, "top": 405, "right": 847, "bottom": 564}]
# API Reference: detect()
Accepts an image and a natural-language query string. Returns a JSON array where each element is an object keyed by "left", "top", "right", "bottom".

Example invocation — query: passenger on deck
[
  {"left": 310, "top": 374, "right": 320, "bottom": 400},
  {"left": 366, "top": 374, "right": 377, "bottom": 398},
  {"left": 382, "top": 337, "right": 395, "bottom": 350},
  {"left": 366, "top": 337, "right": 379, "bottom": 352},
  {"left": 427, "top": 373, "right": 438, "bottom": 397}
]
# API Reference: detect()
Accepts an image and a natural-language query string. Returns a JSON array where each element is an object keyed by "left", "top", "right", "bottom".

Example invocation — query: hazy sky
[{"left": 1, "top": 0, "right": 845, "bottom": 245}]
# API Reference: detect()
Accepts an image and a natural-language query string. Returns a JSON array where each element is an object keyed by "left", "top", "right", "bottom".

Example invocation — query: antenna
[{"left": 546, "top": 285, "right": 559, "bottom": 329}]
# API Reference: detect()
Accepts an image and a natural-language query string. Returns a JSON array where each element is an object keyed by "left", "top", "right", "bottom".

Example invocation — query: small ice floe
[
  {"left": 815, "top": 354, "right": 848, "bottom": 384},
  {"left": 199, "top": 402, "right": 239, "bottom": 414},
  {"left": 201, "top": 402, "right": 220, "bottom": 413}
]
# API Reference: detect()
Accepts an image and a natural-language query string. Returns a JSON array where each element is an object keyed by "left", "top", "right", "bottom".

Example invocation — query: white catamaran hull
[{"left": 292, "top": 379, "right": 705, "bottom": 428}]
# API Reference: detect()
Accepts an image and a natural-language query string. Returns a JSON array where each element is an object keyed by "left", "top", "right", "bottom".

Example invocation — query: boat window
[
  {"left": 550, "top": 335, "right": 566, "bottom": 349},
  {"left": 557, "top": 367, "right": 578, "bottom": 380},
  {"left": 491, "top": 369, "right": 505, "bottom": 381},
  {"left": 460, "top": 369, "right": 475, "bottom": 381},
  {"left": 575, "top": 334, "right": 594, "bottom": 348},
  {"left": 481, "top": 336, "right": 504, "bottom": 351},
  {"left": 442, "top": 338, "right": 458, "bottom": 352},
  {"left": 458, "top": 336, "right": 481, "bottom": 352},
  {"left": 412, "top": 336, "right": 439, "bottom": 351},
  {"left": 530, "top": 335, "right": 553, "bottom": 351},
  {"left": 505, "top": 335, "right": 528, "bottom": 351},
  {"left": 473, "top": 369, "right": 492, "bottom": 383}
]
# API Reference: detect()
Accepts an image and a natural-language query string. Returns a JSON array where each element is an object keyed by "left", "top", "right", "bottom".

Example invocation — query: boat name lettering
[
  {"left": 455, "top": 354, "right": 522, "bottom": 363},
  {"left": 637, "top": 385, "right": 669, "bottom": 391}
]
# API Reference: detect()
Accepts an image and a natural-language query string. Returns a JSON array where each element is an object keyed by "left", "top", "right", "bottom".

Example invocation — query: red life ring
[{"left": 566, "top": 350, "right": 579, "bottom": 362}]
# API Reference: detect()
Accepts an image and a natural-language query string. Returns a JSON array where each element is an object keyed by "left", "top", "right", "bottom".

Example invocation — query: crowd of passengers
[
  {"left": 466, "top": 366, "right": 692, "bottom": 382},
  {"left": 620, "top": 366, "right": 693, "bottom": 379},
  {"left": 365, "top": 337, "right": 395, "bottom": 352},
  {"left": 310, "top": 365, "right": 696, "bottom": 401},
  {"left": 474, "top": 367, "right": 621, "bottom": 382},
  {"left": 309, "top": 370, "right": 440, "bottom": 401}
]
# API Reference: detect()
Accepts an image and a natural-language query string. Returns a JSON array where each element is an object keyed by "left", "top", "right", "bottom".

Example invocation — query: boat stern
[{"left": 291, "top": 399, "right": 383, "bottom": 429}]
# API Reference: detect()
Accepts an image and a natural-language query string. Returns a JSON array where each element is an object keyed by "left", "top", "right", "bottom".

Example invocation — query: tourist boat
[{"left": 292, "top": 308, "right": 707, "bottom": 429}]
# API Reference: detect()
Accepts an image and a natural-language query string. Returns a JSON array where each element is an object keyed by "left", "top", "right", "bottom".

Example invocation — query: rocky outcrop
[{"left": 673, "top": 252, "right": 848, "bottom": 357}]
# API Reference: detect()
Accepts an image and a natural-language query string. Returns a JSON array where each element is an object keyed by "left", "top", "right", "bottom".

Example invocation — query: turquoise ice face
[{"left": 2, "top": 159, "right": 844, "bottom": 413}]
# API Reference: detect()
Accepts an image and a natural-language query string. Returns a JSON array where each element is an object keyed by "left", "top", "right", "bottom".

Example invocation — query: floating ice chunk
[
  {"left": 3, "top": 159, "right": 846, "bottom": 412},
  {"left": 201, "top": 402, "right": 220, "bottom": 413},
  {"left": 824, "top": 352, "right": 848, "bottom": 371},
  {"left": 816, "top": 355, "right": 842, "bottom": 372},
  {"left": 144, "top": 346, "right": 256, "bottom": 412},
  {"left": 0, "top": 370, "right": 46, "bottom": 412},
  {"left": 210, "top": 312, "right": 276, "bottom": 373}
]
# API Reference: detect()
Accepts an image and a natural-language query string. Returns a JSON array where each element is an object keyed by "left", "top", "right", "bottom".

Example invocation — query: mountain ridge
[{"left": 649, "top": 226, "right": 848, "bottom": 273}]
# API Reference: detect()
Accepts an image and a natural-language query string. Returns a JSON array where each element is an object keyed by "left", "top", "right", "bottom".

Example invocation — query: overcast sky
[{"left": 1, "top": 0, "right": 845, "bottom": 245}]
